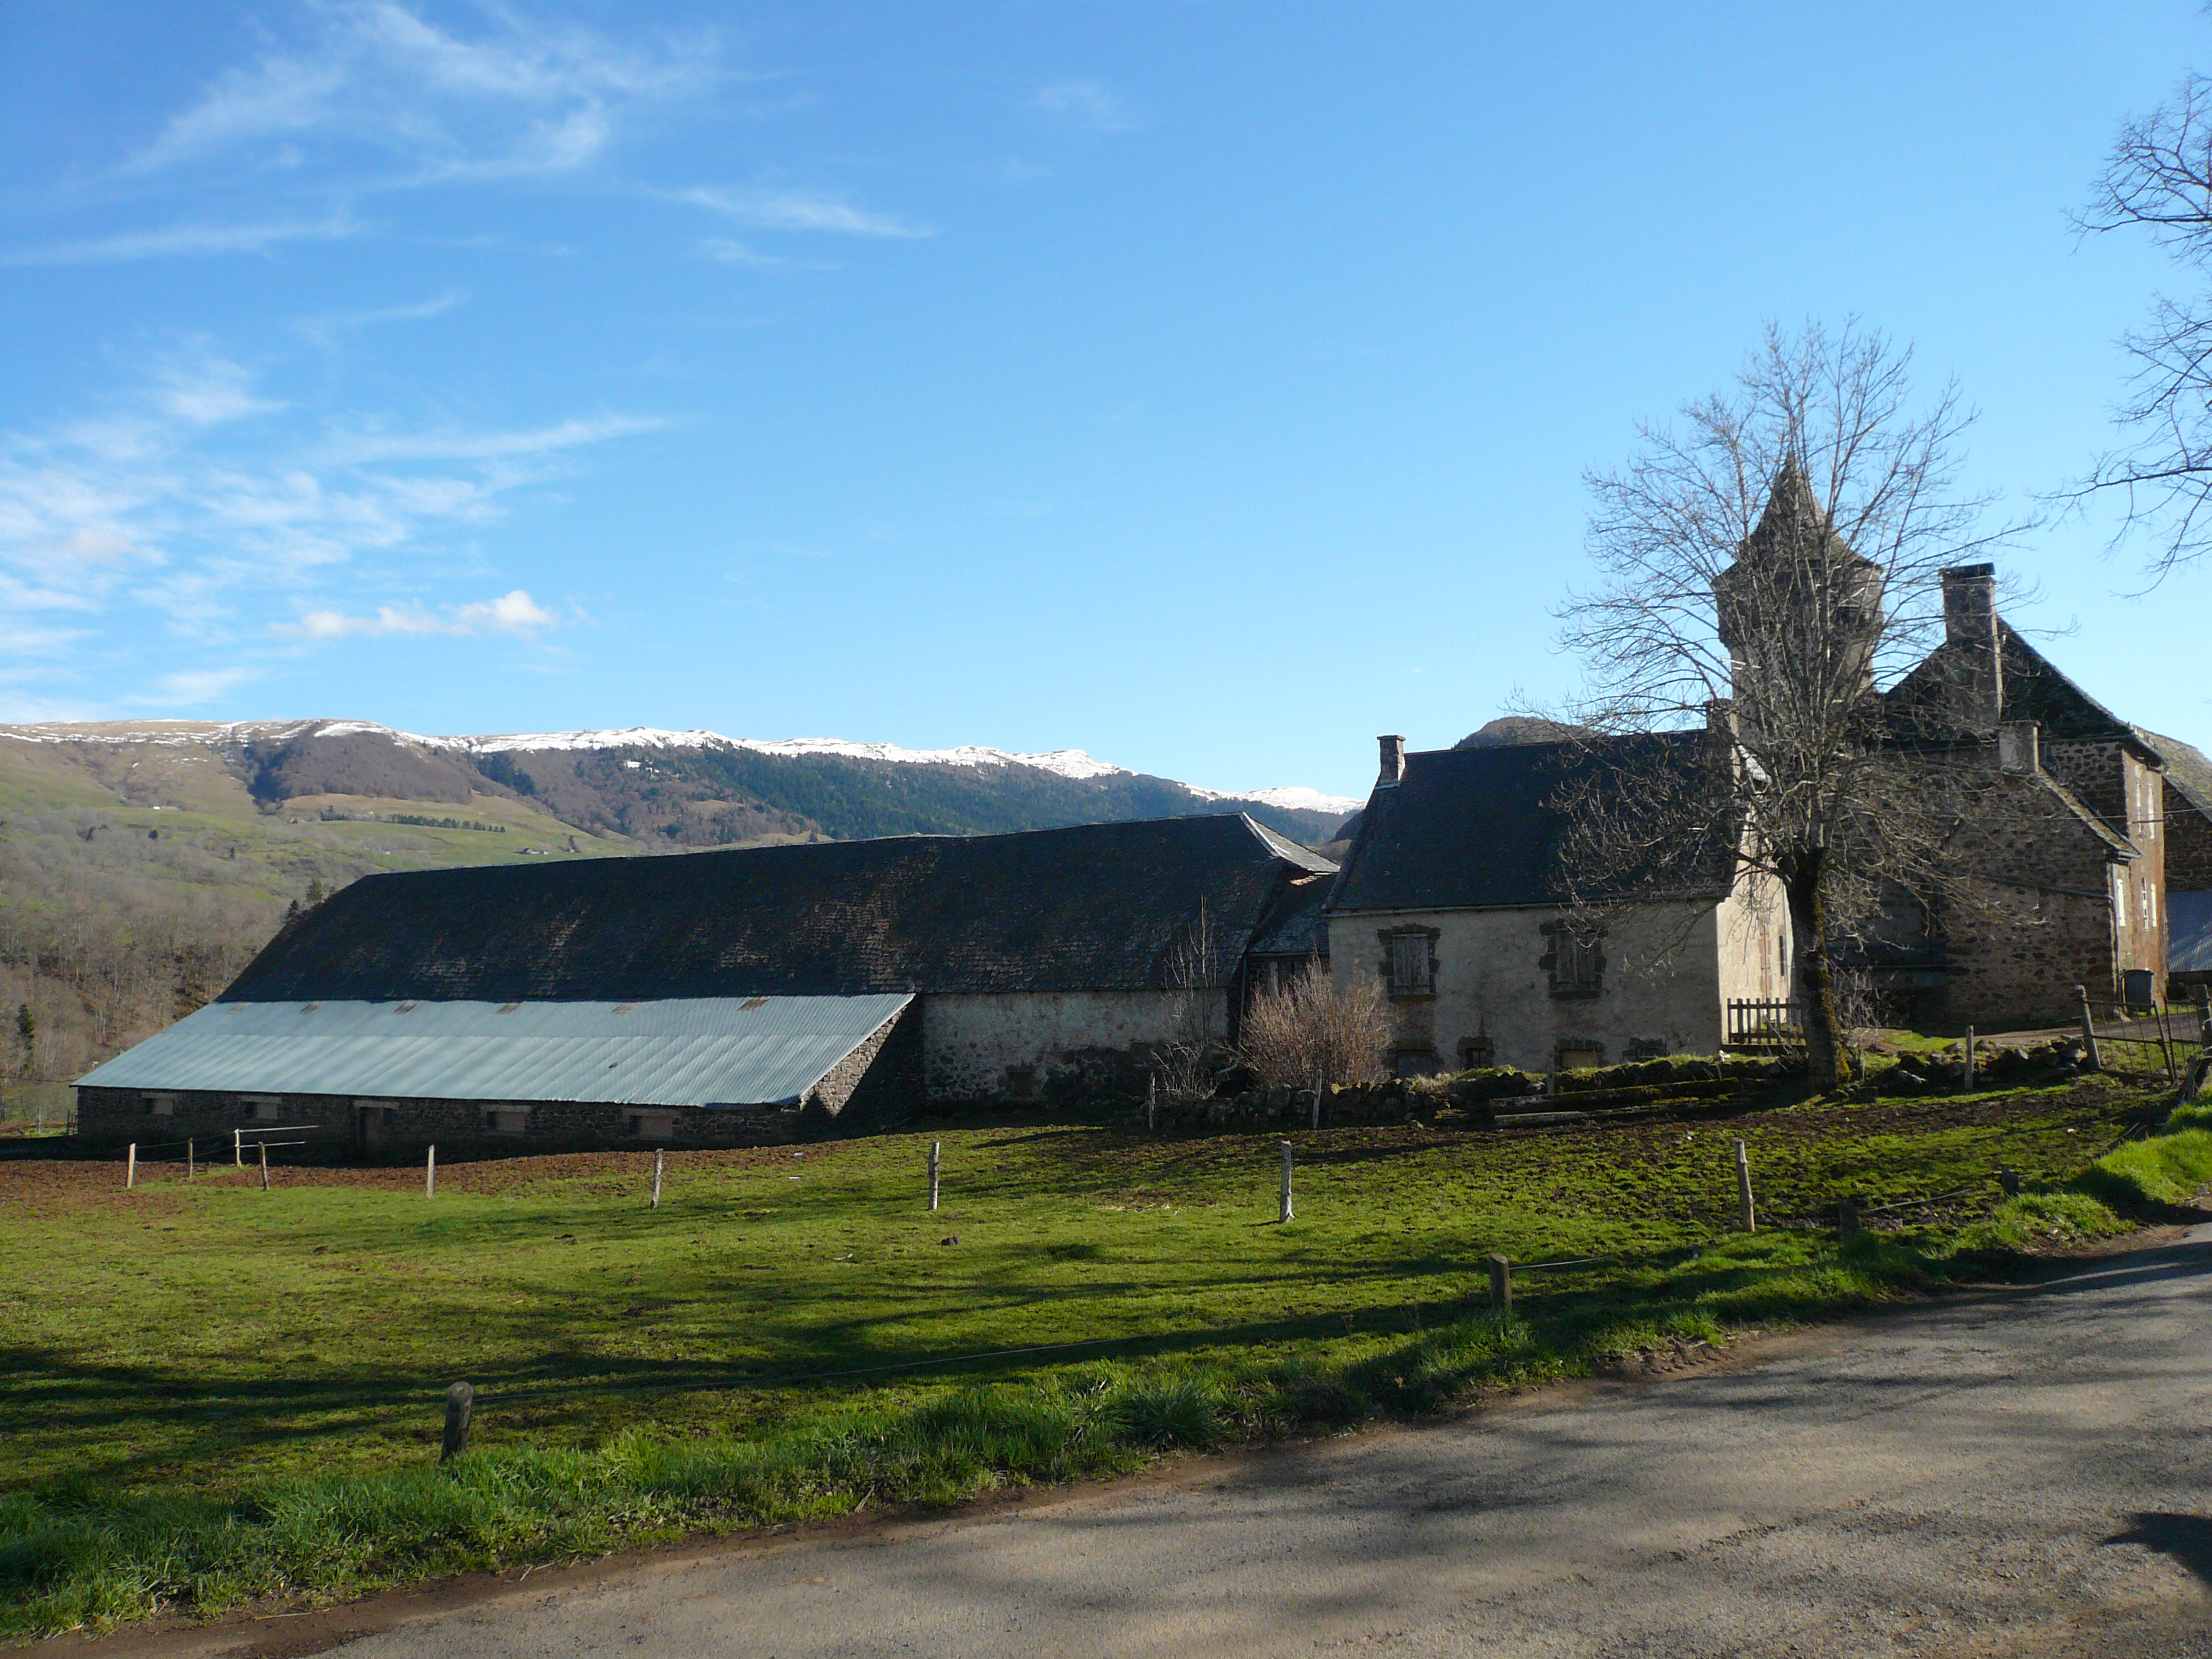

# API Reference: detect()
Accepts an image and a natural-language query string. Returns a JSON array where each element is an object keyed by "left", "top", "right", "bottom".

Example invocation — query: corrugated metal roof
[
  {"left": 75, "top": 994, "right": 912, "bottom": 1108},
  {"left": 2171, "top": 892, "right": 2212, "bottom": 976}
]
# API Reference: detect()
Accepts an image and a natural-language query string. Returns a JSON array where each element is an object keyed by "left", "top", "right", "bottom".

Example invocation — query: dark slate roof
[
  {"left": 2140, "top": 729, "right": 2212, "bottom": 819},
  {"left": 222, "top": 814, "right": 1334, "bottom": 1003},
  {"left": 1885, "top": 621, "right": 2141, "bottom": 744},
  {"left": 1326, "top": 733, "right": 1733, "bottom": 914},
  {"left": 1246, "top": 873, "right": 1333, "bottom": 958}
]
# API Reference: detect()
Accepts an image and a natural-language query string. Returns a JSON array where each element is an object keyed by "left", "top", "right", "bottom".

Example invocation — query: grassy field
[{"left": 1, "top": 1076, "right": 2199, "bottom": 1635}]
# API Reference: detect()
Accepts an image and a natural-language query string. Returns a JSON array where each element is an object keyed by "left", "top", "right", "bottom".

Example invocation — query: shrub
[{"left": 1238, "top": 965, "right": 1390, "bottom": 1089}]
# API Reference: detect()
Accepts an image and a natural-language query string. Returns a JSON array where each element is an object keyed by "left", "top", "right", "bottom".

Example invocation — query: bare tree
[
  {"left": 2075, "top": 71, "right": 2212, "bottom": 577},
  {"left": 1238, "top": 960, "right": 1391, "bottom": 1089},
  {"left": 1554, "top": 321, "right": 2013, "bottom": 1089},
  {"left": 1151, "top": 901, "right": 1227, "bottom": 1105}
]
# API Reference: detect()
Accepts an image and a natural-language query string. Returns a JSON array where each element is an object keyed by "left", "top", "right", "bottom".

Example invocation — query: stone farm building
[
  {"left": 1326, "top": 732, "right": 1786, "bottom": 1076},
  {"left": 76, "top": 815, "right": 1336, "bottom": 1150},
  {"left": 1329, "top": 500, "right": 2212, "bottom": 1073}
]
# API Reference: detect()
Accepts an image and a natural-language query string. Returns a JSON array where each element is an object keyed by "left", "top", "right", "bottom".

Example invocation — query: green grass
[{"left": 0, "top": 1079, "right": 2179, "bottom": 1635}]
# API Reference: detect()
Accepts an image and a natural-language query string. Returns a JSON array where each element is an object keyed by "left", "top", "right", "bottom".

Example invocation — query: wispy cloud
[
  {"left": 2, "top": 214, "right": 363, "bottom": 266},
  {"left": 293, "top": 288, "right": 468, "bottom": 345},
  {"left": 122, "top": 2, "right": 716, "bottom": 182},
  {"left": 1030, "top": 81, "right": 1141, "bottom": 132},
  {"left": 318, "top": 415, "right": 662, "bottom": 466},
  {"left": 273, "top": 588, "right": 559, "bottom": 641},
  {"left": 0, "top": 349, "right": 652, "bottom": 658},
  {"left": 138, "top": 665, "right": 258, "bottom": 706},
  {"left": 670, "top": 185, "right": 931, "bottom": 238}
]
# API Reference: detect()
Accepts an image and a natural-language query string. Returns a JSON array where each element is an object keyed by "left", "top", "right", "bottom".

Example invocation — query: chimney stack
[
  {"left": 1939, "top": 563, "right": 2003, "bottom": 731},
  {"left": 1997, "top": 721, "right": 2040, "bottom": 775},
  {"left": 1377, "top": 734, "right": 1407, "bottom": 787}
]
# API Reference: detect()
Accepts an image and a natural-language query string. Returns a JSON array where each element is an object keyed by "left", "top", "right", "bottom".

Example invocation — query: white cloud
[
  {"left": 1030, "top": 81, "right": 1140, "bottom": 132},
  {"left": 141, "top": 665, "right": 257, "bottom": 706},
  {"left": 670, "top": 186, "right": 930, "bottom": 238},
  {"left": 293, "top": 288, "right": 468, "bottom": 344},
  {"left": 0, "top": 351, "right": 649, "bottom": 660},
  {"left": 2, "top": 215, "right": 362, "bottom": 266},
  {"left": 319, "top": 415, "right": 662, "bottom": 466},
  {"left": 274, "top": 588, "right": 560, "bottom": 641},
  {"left": 122, "top": 3, "right": 716, "bottom": 182}
]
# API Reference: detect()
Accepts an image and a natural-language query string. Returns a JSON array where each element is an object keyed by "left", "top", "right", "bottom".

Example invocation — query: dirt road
[{"left": 94, "top": 1227, "right": 2212, "bottom": 1658}]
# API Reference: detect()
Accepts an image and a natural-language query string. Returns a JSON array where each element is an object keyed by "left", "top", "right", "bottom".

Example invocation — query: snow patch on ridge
[
  {"left": 1187, "top": 783, "right": 1364, "bottom": 817},
  {"left": 0, "top": 719, "right": 1352, "bottom": 811}
]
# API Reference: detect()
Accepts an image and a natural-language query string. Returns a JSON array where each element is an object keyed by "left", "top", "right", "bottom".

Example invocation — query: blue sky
[{"left": 1, "top": 1, "right": 2205, "bottom": 798}]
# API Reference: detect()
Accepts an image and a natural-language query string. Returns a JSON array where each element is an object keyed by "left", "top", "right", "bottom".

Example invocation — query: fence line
[{"left": 1725, "top": 999, "right": 1803, "bottom": 1051}]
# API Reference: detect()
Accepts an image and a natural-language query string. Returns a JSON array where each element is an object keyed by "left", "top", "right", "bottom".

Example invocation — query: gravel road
[{"left": 95, "top": 1226, "right": 2212, "bottom": 1659}]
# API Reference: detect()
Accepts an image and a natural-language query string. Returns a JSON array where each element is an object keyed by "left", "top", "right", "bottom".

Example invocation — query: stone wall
[
  {"left": 923, "top": 988, "right": 1204, "bottom": 1105},
  {"left": 2165, "top": 778, "right": 2212, "bottom": 893},
  {"left": 1325, "top": 899, "right": 1727, "bottom": 1074},
  {"left": 73, "top": 1084, "right": 805, "bottom": 1151}
]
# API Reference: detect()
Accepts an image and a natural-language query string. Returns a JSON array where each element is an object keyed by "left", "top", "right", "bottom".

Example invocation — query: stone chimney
[
  {"left": 1997, "top": 720, "right": 2040, "bottom": 775},
  {"left": 1377, "top": 734, "right": 1406, "bottom": 787},
  {"left": 1939, "top": 563, "right": 2003, "bottom": 731}
]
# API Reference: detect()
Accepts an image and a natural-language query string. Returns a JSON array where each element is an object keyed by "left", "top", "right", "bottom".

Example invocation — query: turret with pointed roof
[{"left": 1711, "top": 459, "right": 1887, "bottom": 728}]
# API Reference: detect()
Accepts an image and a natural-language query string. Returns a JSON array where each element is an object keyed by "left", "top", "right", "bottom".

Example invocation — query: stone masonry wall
[
  {"left": 75, "top": 1084, "right": 802, "bottom": 1152},
  {"left": 923, "top": 989, "right": 1208, "bottom": 1105},
  {"left": 2166, "top": 778, "right": 2212, "bottom": 894},
  {"left": 1325, "top": 900, "right": 1727, "bottom": 1074}
]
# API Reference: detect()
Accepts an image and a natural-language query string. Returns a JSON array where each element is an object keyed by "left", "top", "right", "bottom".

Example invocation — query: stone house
[
  {"left": 75, "top": 814, "right": 1336, "bottom": 1149},
  {"left": 1877, "top": 563, "right": 2212, "bottom": 1022},
  {"left": 1325, "top": 732, "right": 1788, "bottom": 1075}
]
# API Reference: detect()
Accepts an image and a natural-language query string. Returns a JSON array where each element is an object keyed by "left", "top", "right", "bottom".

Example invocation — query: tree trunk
[{"left": 1784, "top": 855, "right": 1851, "bottom": 1090}]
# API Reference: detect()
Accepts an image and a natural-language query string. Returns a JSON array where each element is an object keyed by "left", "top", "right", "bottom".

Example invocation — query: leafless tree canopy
[
  {"left": 2077, "top": 71, "right": 2212, "bottom": 576},
  {"left": 1238, "top": 963, "right": 1391, "bottom": 1090},
  {"left": 1553, "top": 322, "right": 2015, "bottom": 1087}
]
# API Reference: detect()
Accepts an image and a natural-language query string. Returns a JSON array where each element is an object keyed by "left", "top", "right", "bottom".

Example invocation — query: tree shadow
[{"left": 2103, "top": 1512, "right": 2212, "bottom": 1586}]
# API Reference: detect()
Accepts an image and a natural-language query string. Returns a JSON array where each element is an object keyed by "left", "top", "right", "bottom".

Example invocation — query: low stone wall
[{"left": 73, "top": 1086, "right": 803, "bottom": 1154}]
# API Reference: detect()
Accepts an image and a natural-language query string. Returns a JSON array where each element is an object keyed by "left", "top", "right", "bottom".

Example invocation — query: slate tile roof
[
  {"left": 1884, "top": 621, "right": 2141, "bottom": 744},
  {"left": 223, "top": 814, "right": 1334, "bottom": 1004},
  {"left": 1326, "top": 733, "right": 1732, "bottom": 914}
]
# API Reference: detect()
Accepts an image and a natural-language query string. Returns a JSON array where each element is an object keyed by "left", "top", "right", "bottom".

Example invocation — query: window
[
  {"left": 1556, "top": 1044, "right": 1604, "bottom": 1072},
  {"left": 1539, "top": 921, "right": 1604, "bottom": 999},
  {"left": 484, "top": 1108, "right": 528, "bottom": 1136},
  {"left": 1379, "top": 927, "right": 1438, "bottom": 998},
  {"left": 628, "top": 1112, "right": 676, "bottom": 1140},
  {"left": 1457, "top": 1035, "right": 1496, "bottom": 1070},
  {"left": 144, "top": 1094, "right": 174, "bottom": 1118},
  {"left": 242, "top": 1096, "right": 282, "bottom": 1122},
  {"left": 1393, "top": 1048, "right": 1442, "bottom": 1078}
]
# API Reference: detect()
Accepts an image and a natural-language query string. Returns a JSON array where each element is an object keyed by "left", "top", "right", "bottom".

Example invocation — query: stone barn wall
[
  {"left": 1326, "top": 899, "right": 1727, "bottom": 1075},
  {"left": 922, "top": 989, "right": 1214, "bottom": 1106}
]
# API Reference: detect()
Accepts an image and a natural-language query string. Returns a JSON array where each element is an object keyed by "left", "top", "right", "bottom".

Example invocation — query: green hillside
[{"left": 0, "top": 736, "right": 634, "bottom": 1107}]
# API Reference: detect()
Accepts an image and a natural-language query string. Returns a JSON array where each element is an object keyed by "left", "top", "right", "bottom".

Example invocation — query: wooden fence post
[
  {"left": 2157, "top": 1001, "right": 2179, "bottom": 1086},
  {"left": 234, "top": 1127, "right": 243, "bottom": 1167},
  {"left": 1279, "top": 1141, "right": 1294, "bottom": 1223},
  {"left": 186, "top": 1138, "right": 194, "bottom": 1179},
  {"left": 1735, "top": 1139, "right": 1756, "bottom": 1233},
  {"left": 426, "top": 1144, "right": 436, "bottom": 1199},
  {"left": 2078, "top": 986, "right": 2103, "bottom": 1071},
  {"left": 1146, "top": 1076, "right": 1156, "bottom": 1132},
  {"left": 1837, "top": 1198, "right": 1859, "bottom": 1239},
  {"left": 441, "top": 1381, "right": 475, "bottom": 1463},
  {"left": 1488, "top": 1253, "right": 1511, "bottom": 1313},
  {"left": 259, "top": 1142, "right": 270, "bottom": 1191},
  {"left": 126, "top": 1143, "right": 135, "bottom": 1190},
  {"left": 929, "top": 1141, "right": 941, "bottom": 1211},
  {"left": 651, "top": 1147, "right": 664, "bottom": 1209},
  {"left": 1964, "top": 1026, "right": 1976, "bottom": 1091}
]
